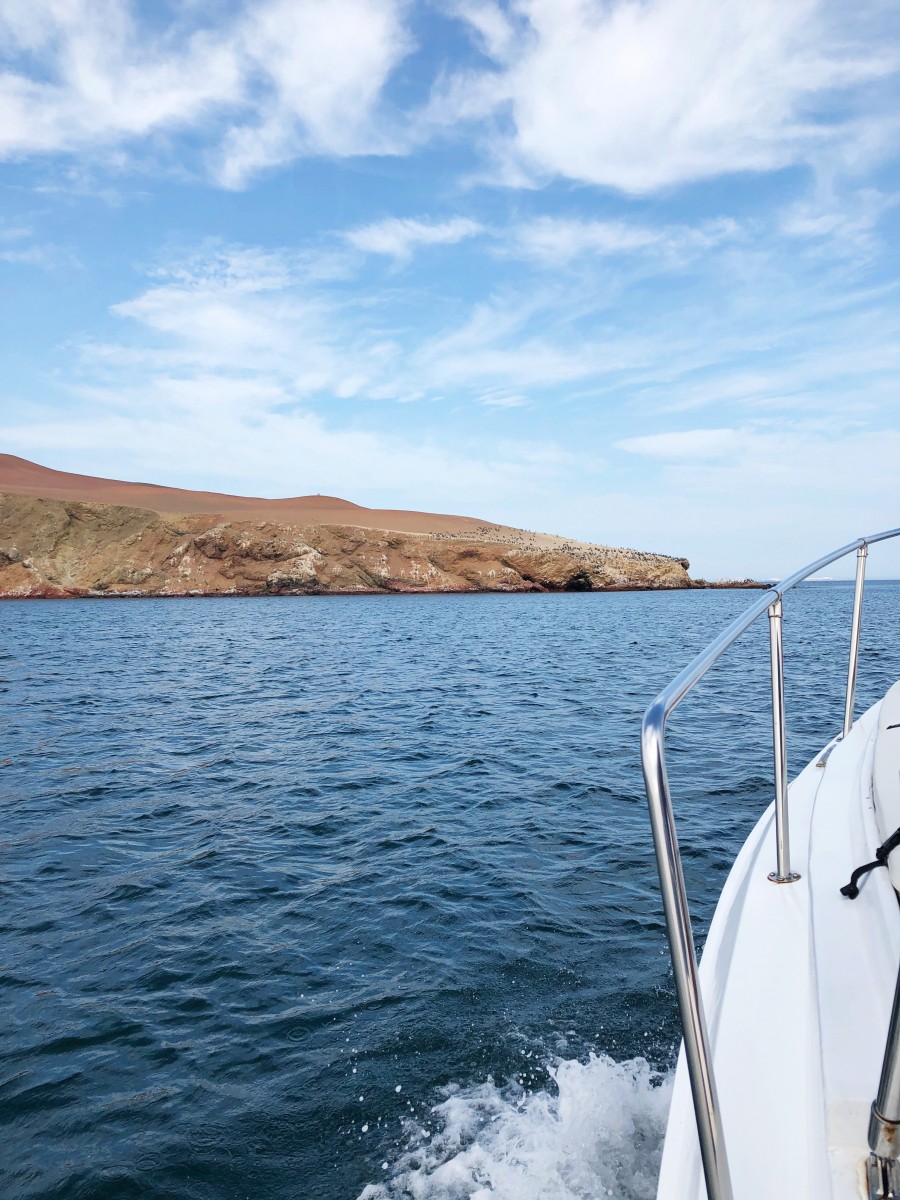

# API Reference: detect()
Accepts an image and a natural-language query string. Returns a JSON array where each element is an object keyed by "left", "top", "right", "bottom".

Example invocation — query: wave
[{"left": 357, "top": 1053, "right": 672, "bottom": 1200}]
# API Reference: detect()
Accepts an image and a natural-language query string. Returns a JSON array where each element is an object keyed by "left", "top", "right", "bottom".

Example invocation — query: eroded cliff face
[{"left": 0, "top": 493, "right": 695, "bottom": 597}]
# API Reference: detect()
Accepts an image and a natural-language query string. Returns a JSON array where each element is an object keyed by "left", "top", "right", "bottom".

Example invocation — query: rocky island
[{"left": 0, "top": 455, "right": 746, "bottom": 598}]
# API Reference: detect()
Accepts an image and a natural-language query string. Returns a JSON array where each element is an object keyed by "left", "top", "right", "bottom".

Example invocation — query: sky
[{"left": 1, "top": 0, "right": 899, "bottom": 580}]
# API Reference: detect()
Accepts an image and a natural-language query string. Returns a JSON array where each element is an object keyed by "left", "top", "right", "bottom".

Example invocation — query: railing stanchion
[
  {"left": 867, "top": 954, "right": 900, "bottom": 1195},
  {"left": 767, "top": 596, "right": 799, "bottom": 884},
  {"left": 642, "top": 710, "right": 734, "bottom": 1200},
  {"left": 843, "top": 544, "right": 868, "bottom": 737}
]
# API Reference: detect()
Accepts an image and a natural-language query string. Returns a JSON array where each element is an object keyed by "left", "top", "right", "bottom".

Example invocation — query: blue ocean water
[{"left": 1, "top": 583, "right": 898, "bottom": 1200}]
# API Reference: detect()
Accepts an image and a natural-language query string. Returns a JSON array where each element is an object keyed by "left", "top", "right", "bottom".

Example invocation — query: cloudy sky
[{"left": 1, "top": 0, "right": 899, "bottom": 579}]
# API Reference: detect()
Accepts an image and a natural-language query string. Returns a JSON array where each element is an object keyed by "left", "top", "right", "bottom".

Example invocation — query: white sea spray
[{"left": 357, "top": 1053, "right": 672, "bottom": 1200}]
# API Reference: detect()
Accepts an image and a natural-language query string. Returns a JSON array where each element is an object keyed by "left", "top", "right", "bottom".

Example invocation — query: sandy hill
[{"left": 0, "top": 454, "right": 499, "bottom": 536}]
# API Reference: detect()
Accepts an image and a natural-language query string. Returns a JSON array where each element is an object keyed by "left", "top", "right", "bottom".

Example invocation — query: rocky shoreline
[{"left": 0, "top": 492, "right": 764, "bottom": 599}]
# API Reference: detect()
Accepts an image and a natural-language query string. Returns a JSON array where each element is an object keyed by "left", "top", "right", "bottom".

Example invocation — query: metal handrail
[{"left": 641, "top": 527, "right": 900, "bottom": 1200}]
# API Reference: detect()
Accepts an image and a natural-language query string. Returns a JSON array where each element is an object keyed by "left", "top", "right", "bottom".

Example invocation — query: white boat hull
[{"left": 658, "top": 697, "right": 900, "bottom": 1199}]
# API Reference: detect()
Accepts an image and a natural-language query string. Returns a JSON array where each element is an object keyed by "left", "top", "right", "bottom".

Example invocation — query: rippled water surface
[{"left": 2, "top": 584, "right": 899, "bottom": 1199}]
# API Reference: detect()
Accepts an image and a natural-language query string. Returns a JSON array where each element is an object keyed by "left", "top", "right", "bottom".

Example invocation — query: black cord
[{"left": 841, "top": 826, "right": 900, "bottom": 898}]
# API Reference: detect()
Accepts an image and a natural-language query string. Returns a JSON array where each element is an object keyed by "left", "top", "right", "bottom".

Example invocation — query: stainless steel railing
[{"left": 641, "top": 527, "right": 900, "bottom": 1200}]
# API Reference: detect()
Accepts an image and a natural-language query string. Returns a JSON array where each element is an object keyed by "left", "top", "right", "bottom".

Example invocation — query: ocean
[{"left": 2, "top": 583, "right": 899, "bottom": 1199}]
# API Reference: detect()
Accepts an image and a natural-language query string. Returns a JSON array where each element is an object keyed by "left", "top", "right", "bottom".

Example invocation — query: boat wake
[{"left": 357, "top": 1053, "right": 672, "bottom": 1200}]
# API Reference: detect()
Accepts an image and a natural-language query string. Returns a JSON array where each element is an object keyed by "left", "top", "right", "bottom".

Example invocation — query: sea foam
[{"left": 357, "top": 1053, "right": 672, "bottom": 1200}]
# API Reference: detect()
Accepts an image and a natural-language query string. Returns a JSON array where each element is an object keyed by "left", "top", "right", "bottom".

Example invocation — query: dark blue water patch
[{"left": 0, "top": 583, "right": 898, "bottom": 1199}]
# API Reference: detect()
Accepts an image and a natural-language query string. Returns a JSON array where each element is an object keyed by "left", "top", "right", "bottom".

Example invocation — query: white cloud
[
  {"left": 0, "top": 242, "right": 76, "bottom": 268},
  {"left": 0, "top": 0, "right": 410, "bottom": 187},
  {"left": 596, "top": 421, "right": 900, "bottom": 578},
  {"left": 616, "top": 428, "right": 742, "bottom": 460},
  {"left": 613, "top": 421, "right": 900, "bottom": 519},
  {"left": 212, "top": 0, "right": 411, "bottom": 187},
  {"left": 89, "top": 244, "right": 612, "bottom": 408},
  {"left": 0, "top": 405, "right": 537, "bottom": 511},
  {"left": 778, "top": 187, "right": 899, "bottom": 256},
  {"left": 2, "top": 0, "right": 895, "bottom": 196},
  {"left": 345, "top": 216, "right": 483, "bottom": 260},
  {"left": 408, "top": 294, "right": 604, "bottom": 391},
  {"left": 509, "top": 215, "right": 739, "bottom": 264},
  {"left": 479, "top": 392, "right": 528, "bottom": 407},
  {"left": 0, "top": 223, "right": 31, "bottom": 242},
  {"left": 84, "top": 230, "right": 900, "bottom": 439},
  {"left": 451, "top": 1, "right": 518, "bottom": 60},
  {"left": 444, "top": 0, "right": 899, "bottom": 192},
  {"left": 95, "top": 246, "right": 388, "bottom": 406},
  {"left": 0, "top": 217, "right": 78, "bottom": 268},
  {"left": 512, "top": 217, "right": 662, "bottom": 262}
]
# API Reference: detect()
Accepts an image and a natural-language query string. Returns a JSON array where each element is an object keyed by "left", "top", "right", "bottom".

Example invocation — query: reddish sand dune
[{"left": 0, "top": 455, "right": 500, "bottom": 536}]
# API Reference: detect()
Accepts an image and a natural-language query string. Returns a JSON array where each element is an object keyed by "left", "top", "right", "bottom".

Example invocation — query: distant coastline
[
  {"left": 1, "top": 581, "right": 770, "bottom": 601},
  {"left": 0, "top": 455, "right": 766, "bottom": 599}
]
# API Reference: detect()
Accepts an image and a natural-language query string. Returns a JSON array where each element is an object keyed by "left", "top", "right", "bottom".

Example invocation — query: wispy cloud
[
  {"left": 0, "top": 241, "right": 590, "bottom": 511},
  {"left": 616, "top": 428, "right": 743, "bottom": 460},
  {"left": 508, "top": 216, "right": 740, "bottom": 265},
  {"left": 0, "top": 404, "right": 550, "bottom": 512},
  {"left": 69, "top": 228, "right": 900, "bottom": 428},
  {"left": 0, "top": 0, "right": 411, "bottom": 187},
  {"left": 479, "top": 392, "right": 529, "bottom": 408},
  {"left": 0, "top": 218, "right": 78, "bottom": 268},
  {"left": 615, "top": 423, "right": 900, "bottom": 532},
  {"left": 345, "top": 216, "right": 483, "bottom": 260},
  {"left": 558, "top": 424, "right": 900, "bottom": 579},
  {"left": 441, "top": 0, "right": 900, "bottom": 191},
  {"left": 211, "top": 0, "right": 412, "bottom": 187},
  {"left": 2, "top": 0, "right": 897, "bottom": 199},
  {"left": 778, "top": 186, "right": 900, "bottom": 258}
]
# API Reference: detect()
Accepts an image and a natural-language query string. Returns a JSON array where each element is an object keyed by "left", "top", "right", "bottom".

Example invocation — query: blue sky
[{"left": 1, "top": 0, "right": 899, "bottom": 579}]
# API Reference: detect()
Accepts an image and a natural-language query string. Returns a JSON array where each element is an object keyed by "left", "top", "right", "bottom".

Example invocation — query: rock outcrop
[{"left": 0, "top": 493, "right": 696, "bottom": 597}]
